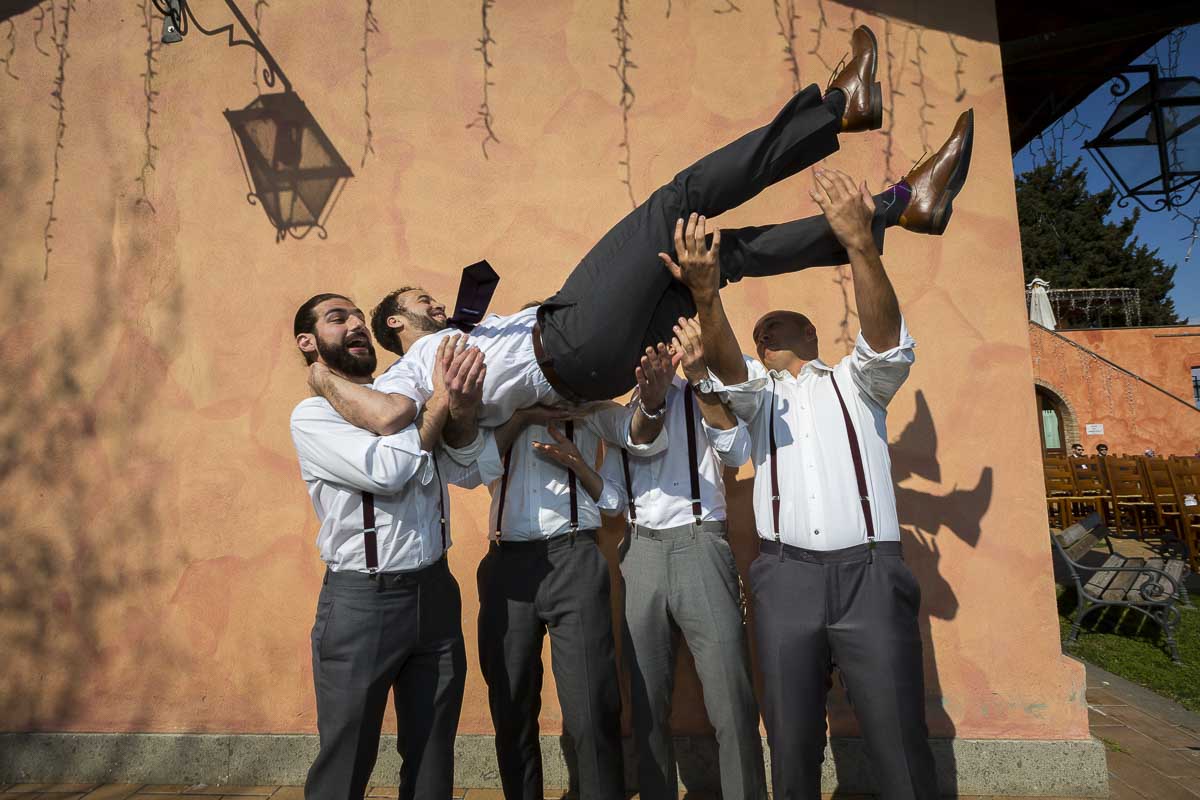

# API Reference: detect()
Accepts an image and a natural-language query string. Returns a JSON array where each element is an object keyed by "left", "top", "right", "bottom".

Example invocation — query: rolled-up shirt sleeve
[
  {"left": 474, "top": 429, "right": 506, "bottom": 486},
  {"left": 291, "top": 400, "right": 433, "bottom": 494},
  {"left": 709, "top": 355, "right": 771, "bottom": 424},
  {"left": 703, "top": 418, "right": 751, "bottom": 468},
  {"left": 437, "top": 429, "right": 487, "bottom": 488},
  {"left": 441, "top": 427, "right": 487, "bottom": 467},
  {"left": 585, "top": 402, "right": 667, "bottom": 456},
  {"left": 597, "top": 447, "right": 629, "bottom": 517},
  {"left": 847, "top": 317, "right": 916, "bottom": 408}
]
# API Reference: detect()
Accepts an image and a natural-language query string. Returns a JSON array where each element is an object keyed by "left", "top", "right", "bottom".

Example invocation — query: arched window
[{"left": 1035, "top": 385, "right": 1068, "bottom": 456}]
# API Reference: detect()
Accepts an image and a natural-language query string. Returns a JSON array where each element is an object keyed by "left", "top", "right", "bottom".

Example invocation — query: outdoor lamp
[
  {"left": 151, "top": 0, "right": 353, "bottom": 240},
  {"left": 1084, "top": 65, "right": 1200, "bottom": 212}
]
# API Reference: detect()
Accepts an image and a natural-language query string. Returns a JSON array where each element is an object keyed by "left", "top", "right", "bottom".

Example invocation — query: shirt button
[{"left": 814, "top": 529, "right": 820, "bottom": 535}]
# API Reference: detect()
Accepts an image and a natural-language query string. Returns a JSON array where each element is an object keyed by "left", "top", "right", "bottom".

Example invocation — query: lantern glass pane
[
  {"left": 1100, "top": 83, "right": 1153, "bottom": 141},
  {"left": 1096, "top": 142, "right": 1161, "bottom": 194}
]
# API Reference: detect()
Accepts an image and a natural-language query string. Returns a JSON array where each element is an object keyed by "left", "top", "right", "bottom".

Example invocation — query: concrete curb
[{"left": 0, "top": 733, "right": 1109, "bottom": 796}]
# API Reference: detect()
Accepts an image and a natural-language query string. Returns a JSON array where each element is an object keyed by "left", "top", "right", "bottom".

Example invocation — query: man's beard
[
  {"left": 317, "top": 335, "right": 377, "bottom": 379},
  {"left": 404, "top": 309, "right": 447, "bottom": 335}
]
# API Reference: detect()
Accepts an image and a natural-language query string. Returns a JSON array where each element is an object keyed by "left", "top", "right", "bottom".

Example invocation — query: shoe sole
[
  {"left": 931, "top": 109, "right": 974, "bottom": 235},
  {"left": 863, "top": 26, "right": 883, "bottom": 131}
]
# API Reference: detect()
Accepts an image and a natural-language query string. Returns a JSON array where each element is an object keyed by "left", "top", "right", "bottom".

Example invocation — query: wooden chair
[
  {"left": 1068, "top": 456, "right": 1110, "bottom": 521},
  {"left": 1044, "top": 456, "right": 1080, "bottom": 528},
  {"left": 1101, "top": 456, "right": 1161, "bottom": 539},
  {"left": 1140, "top": 457, "right": 1184, "bottom": 537},
  {"left": 1051, "top": 512, "right": 1187, "bottom": 663},
  {"left": 1167, "top": 457, "right": 1200, "bottom": 573}
]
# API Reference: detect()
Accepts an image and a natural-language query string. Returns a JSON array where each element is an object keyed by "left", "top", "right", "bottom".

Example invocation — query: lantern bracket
[{"left": 150, "top": 0, "right": 292, "bottom": 92}]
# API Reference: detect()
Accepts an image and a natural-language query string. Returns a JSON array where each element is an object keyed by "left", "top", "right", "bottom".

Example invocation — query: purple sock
[{"left": 875, "top": 180, "right": 912, "bottom": 227}]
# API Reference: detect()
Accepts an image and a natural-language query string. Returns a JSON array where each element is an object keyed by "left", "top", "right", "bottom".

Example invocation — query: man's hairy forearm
[
  {"left": 846, "top": 240, "right": 901, "bottom": 353},
  {"left": 574, "top": 462, "right": 605, "bottom": 503},
  {"left": 694, "top": 390, "right": 737, "bottom": 430},
  {"left": 443, "top": 406, "right": 479, "bottom": 449},
  {"left": 416, "top": 393, "right": 450, "bottom": 453},
  {"left": 694, "top": 291, "right": 748, "bottom": 384},
  {"left": 320, "top": 373, "right": 417, "bottom": 435},
  {"left": 630, "top": 407, "right": 665, "bottom": 445}
]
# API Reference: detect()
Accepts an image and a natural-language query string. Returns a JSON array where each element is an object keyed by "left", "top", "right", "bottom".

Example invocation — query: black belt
[
  {"left": 323, "top": 556, "right": 449, "bottom": 587},
  {"left": 488, "top": 529, "right": 597, "bottom": 553},
  {"left": 759, "top": 539, "right": 900, "bottom": 563}
]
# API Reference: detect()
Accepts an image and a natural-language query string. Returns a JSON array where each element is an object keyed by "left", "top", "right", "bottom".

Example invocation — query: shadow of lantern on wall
[
  {"left": 1084, "top": 64, "right": 1200, "bottom": 212},
  {"left": 155, "top": 0, "right": 353, "bottom": 240}
]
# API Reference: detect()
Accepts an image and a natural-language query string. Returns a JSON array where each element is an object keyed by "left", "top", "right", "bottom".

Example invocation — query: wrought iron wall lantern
[
  {"left": 152, "top": 0, "right": 353, "bottom": 241},
  {"left": 1084, "top": 64, "right": 1200, "bottom": 213}
]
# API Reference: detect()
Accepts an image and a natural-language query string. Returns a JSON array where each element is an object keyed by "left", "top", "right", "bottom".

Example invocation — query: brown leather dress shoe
[
  {"left": 899, "top": 108, "right": 974, "bottom": 235},
  {"left": 827, "top": 25, "right": 882, "bottom": 132}
]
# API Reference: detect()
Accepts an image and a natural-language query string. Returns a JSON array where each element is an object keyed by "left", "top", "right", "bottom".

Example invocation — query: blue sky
[{"left": 1012, "top": 25, "right": 1200, "bottom": 324}]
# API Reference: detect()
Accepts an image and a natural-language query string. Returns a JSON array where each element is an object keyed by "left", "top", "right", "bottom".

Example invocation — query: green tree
[{"left": 1016, "top": 159, "right": 1180, "bottom": 327}]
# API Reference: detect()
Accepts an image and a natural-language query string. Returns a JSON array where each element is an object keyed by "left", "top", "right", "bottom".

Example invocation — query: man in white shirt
[
  {"left": 304, "top": 27, "right": 972, "bottom": 435},
  {"left": 664, "top": 169, "right": 940, "bottom": 799},
  {"left": 289, "top": 293, "right": 485, "bottom": 800},
  {"left": 601, "top": 318, "right": 765, "bottom": 800},
  {"left": 466, "top": 375, "right": 671, "bottom": 800}
]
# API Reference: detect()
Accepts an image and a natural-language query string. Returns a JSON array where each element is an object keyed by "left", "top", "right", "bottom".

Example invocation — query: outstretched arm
[
  {"left": 630, "top": 344, "right": 674, "bottom": 445},
  {"left": 659, "top": 213, "right": 747, "bottom": 385},
  {"left": 671, "top": 316, "right": 737, "bottom": 431},
  {"left": 532, "top": 425, "right": 606, "bottom": 503},
  {"left": 811, "top": 169, "right": 901, "bottom": 352},
  {"left": 308, "top": 364, "right": 418, "bottom": 436}
]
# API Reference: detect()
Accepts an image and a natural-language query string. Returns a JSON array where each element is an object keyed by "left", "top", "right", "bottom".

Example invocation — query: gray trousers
[
  {"left": 620, "top": 523, "right": 767, "bottom": 800},
  {"left": 750, "top": 540, "right": 938, "bottom": 800},
  {"left": 477, "top": 531, "right": 624, "bottom": 800},
  {"left": 305, "top": 560, "right": 466, "bottom": 800}
]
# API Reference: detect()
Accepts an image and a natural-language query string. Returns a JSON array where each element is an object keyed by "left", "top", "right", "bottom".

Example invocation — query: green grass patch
[{"left": 1057, "top": 584, "right": 1200, "bottom": 713}]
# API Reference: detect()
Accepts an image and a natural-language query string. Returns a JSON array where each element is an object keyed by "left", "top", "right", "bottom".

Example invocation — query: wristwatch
[{"left": 691, "top": 377, "right": 715, "bottom": 395}]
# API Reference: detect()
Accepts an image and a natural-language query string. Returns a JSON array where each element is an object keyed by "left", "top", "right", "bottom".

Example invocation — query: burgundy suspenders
[
  {"left": 622, "top": 386, "right": 703, "bottom": 526},
  {"left": 768, "top": 380, "right": 781, "bottom": 546},
  {"left": 620, "top": 450, "right": 636, "bottom": 523},
  {"left": 767, "top": 371, "right": 875, "bottom": 552},
  {"left": 362, "top": 491, "right": 379, "bottom": 573},
  {"left": 565, "top": 420, "right": 579, "bottom": 534},
  {"left": 830, "top": 375, "right": 875, "bottom": 547},
  {"left": 682, "top": 385, "right": 703, "bottom": 525},
  {"left": 494, "top": 448, "right": 513, "bottom": 542},
  {"left": 494, "top": 422, "right": 578, "bottom": 543},
  {"left": 360, "top": 452, "right": 448, "bottom": 573}
]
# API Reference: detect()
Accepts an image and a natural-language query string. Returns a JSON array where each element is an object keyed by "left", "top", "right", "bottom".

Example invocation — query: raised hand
[
  {"left": 446, "top": 346, "right": 486, "bottom": 416},
  {"left": 671, "top": 316, "right": 708, "bottom": 384},
  {"left": 432, "top": 334, "right": 464, "bottom": 395},
  {"left": 531, "top": 424, "right": 586, "bottom": 471},
  {"left": 811, "top": 168, "right": 875, "bottom": 252},
  {"left": 658, "top": 212, "right": 721, "bottom": 302},
  {"left": 635, "top": 342, "right": 675, "bottom": 412},
  {"left": 307, "top": 361, "right": 332, "bottom": 398}
]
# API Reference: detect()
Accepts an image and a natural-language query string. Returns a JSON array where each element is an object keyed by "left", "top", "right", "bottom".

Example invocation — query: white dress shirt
[
  {"left": 473, "top": 404, "right": 667, "bottom": 540},
  {"left": 712, "top": 320, "right": 916, "bottom": 551},
  {"left": 601, "top": 376, "right": 751, "bottom": 529},
  {"left": 374, "top": 307, "right": 559, "bottom": 427},
  {"left": 290, "top": 391, "right": 479, "bottom": 573}
]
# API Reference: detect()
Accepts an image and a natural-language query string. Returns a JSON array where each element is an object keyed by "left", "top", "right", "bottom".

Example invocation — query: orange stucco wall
[
  {"left": 0, "top": 0, "right": 1088, "bottom": 742},
  {"left": 1056, "top": 325, "right": 1200, "bottom": 408},
  {"left": 1030, "top": 324, "right": 1200, "bottom": 456}
]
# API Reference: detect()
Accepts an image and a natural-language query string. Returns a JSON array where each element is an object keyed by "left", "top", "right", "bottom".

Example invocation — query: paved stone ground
[{"left": 1087, "top": 661, "right": 1200, "bottom": 799}]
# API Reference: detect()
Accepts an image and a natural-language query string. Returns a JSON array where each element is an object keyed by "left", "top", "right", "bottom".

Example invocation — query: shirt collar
[{"left": 768, "top": 358, "right": 833, "bottom": 381}]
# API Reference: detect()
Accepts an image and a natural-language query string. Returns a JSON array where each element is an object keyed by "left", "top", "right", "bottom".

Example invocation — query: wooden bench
[{"left": 1051, "top": 512, "right": 1188, "bottom": 663}]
